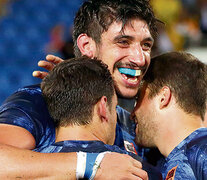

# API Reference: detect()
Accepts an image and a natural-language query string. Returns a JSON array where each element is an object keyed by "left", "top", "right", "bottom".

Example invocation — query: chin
[{"left": 117, "top": 89, "right": 138, "bottom": 99}]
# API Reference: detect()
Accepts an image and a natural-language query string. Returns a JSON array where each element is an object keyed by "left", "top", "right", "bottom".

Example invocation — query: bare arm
[
  {"left": 0, "top": 145, "right": 148, "bottom": 180},
  {"left": 0, "top": 143, "right": 77, "bottom": 179},
  {"left": 0, "top": 124, "right": 36, "bottom": 149},
  {"left": 0, "top": 124, "right": 75, "bottom": 179},
  {"left": 33, "top": 55, "right": 64, "bottom": 79}
]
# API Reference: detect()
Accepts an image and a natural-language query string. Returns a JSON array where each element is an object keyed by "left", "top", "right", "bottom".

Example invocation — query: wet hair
[
  {"left": 41, "top": 56, "right": 115, "bottom": 126},
  {"left": 143, "top": 51, "right": 207, "bottom": 120},
  {"left": 73, "top": 0, "right": 159, "bottom": 57}
]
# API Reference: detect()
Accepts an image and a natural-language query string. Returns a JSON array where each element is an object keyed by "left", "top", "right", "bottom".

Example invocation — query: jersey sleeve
[{"left": 0, "top": 84, "right": 55, "bottom": 148}]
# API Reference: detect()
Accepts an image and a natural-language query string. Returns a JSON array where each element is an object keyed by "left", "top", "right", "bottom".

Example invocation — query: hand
[
  {"left": 32, "top": 54, "right": 64, "bottom": 79},
  {"left": 95, "top": 152, "right": 148, "bottom": 180}
]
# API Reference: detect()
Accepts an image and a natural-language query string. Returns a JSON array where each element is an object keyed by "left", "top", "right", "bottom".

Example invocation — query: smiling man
[
  {"left": 36, "top": 1, "right": 155, "bottom": 100},
  {"left": 92, "top": 19, "right": 153, "bottom": 98},
  {"left": 0, "top": 0, "right": 159, "bottom": 179}
]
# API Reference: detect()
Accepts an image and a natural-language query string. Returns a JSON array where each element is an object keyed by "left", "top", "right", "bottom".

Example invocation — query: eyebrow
[
  {"left": 113, "top": 35, "right": 154, "bottom": 44},
  {"left": 113, "top": 35, "right": 134, "bottom": 42}
]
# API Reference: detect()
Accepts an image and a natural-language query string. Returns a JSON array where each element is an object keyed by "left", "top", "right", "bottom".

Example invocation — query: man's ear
[
  {"left": 77, "top": 34, "right": 97, "bottom": 58},
  {"left": 159, "top": 86, "right": 172, "bottom": 109},
  {"left": 98, "top": 96, "right": 108, "bottom": 122}
]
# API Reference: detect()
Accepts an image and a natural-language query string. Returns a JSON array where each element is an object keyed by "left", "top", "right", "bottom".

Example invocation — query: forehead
[{"left": 101, "top": 19, "right": 153, "bottom": 41}]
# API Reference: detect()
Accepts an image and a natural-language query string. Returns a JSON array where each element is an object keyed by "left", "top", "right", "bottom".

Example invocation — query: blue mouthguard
[{"left": 118, "top": 68, "right": 140, "bottom": 76}]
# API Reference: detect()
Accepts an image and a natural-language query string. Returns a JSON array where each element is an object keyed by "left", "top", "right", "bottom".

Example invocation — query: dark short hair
[
  {"left": 142, "top": 51, "right": 207, "bottom": 120},
  {"left": 73, "top": 0, "right": 159, "bottom": 57},
  {"left": 41, "top": 57, "right": 115, "bottom": 126}
]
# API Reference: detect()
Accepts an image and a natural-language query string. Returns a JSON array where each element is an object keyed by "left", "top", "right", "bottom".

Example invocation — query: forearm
[{"left": 0, "top": 143, "right": 76, "bottom": 179}]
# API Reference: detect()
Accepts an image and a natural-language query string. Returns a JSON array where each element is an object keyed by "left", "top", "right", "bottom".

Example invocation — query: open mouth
[{"left": 118, "top": 67, "right": 142, "bottom": 83}]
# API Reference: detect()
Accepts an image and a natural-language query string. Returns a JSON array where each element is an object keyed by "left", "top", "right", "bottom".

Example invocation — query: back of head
[
  {"left": 143, "top": 51, "right": 207, "bottom": 120},
  {"left": 73, "top": 0, "right": 159, "bottom": 57},
  {"left": 41, "top": 57, "right": 115, "bottom": 127}
]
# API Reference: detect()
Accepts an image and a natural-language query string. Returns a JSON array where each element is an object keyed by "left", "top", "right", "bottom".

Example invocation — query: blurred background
[{"left": 0, "top": 0, "right": 206, "bottom": 104}]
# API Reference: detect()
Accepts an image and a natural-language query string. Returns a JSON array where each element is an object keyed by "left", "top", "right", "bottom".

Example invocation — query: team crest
[
  {"left": 124, "top": 141, "right": 137, "bottom": 155},
  {"left": 165, "top": 166, "right": 177, "bottom": 180}
]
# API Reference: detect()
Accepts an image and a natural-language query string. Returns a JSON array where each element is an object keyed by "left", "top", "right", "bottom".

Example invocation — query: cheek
[
  {"left": 97, "top": 53, "right": 114, "bottom": 72},
  {"left": 113, "top": 110, "right": 117, "bottom": 124},
  {"left": 135, "top": 101, "right": 151, "bottom": 121},
  {"left": 136, "top": 99, "right": 148, "bottom": 111},
  {"left": 103, "top": 48, "right": 126, "bottom": 68},
  {"left": 144, "top": 52, "right": 151, "bottom": 66}
]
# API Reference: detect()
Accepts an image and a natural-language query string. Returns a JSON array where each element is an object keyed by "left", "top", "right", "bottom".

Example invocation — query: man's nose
[{"left": 129, "top": 45, "right": 145, "bottom": 67}]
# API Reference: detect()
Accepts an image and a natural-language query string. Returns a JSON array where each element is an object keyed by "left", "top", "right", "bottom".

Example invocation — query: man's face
[
  {"left": 95, "top": 19, "right": 153, "bottom": 98},
  {"left": 131, "top": 84, "right": 158, "bottom": 147}
]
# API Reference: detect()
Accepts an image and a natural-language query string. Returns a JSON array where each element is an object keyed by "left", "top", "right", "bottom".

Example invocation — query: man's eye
[
  {"left": 118, "top": 40, "right": 129, "bottom": 46},
  {"left": 143, "top": 42, "right": 152, "bottom": 50}
]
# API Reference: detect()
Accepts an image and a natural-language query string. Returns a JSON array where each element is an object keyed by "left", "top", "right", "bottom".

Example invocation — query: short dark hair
[
  {"left": 73, "top": 0, "right": 159, "bottom": 57},
  {"left": 41, "top": 57, "right": 115, "bottom": 127},
  {"left": 142, "top": 51, "right": 207, "bottom": 120}
]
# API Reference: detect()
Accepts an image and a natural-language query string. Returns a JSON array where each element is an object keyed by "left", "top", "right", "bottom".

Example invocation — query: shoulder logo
[
  {"left": 165, "top": 166, "right": 178, "bottom": 180},
  {"left": 124, "top": 141, "right": 137, "bottom": 155}
]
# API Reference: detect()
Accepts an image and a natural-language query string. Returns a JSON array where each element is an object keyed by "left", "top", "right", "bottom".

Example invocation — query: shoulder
[
  {"left": 0, "top": 84, "right": 43, "bottom": 114},
  {"left": 186, "top": 128, "right": 207, "bottom": 163},
  {"left": 165, "top": 128, "right": 207, "bottom": 180},
  {"left": 186, "top": 135, "right": 207, "bottom": 179},
  {"left": 2, "top": 84, "right": 42, "bottom": 106},
  {"left": 0, "top": 84, "right": 55, "bottom": 147},
  {"left": 0, "top": 84, "right": 44, "bottom": 126},
  {"left": 0, "top": 84, "right": 51, "bottom": 124},
  {"left": 161, "top": 153, "right": 196, "bottom": 179}
]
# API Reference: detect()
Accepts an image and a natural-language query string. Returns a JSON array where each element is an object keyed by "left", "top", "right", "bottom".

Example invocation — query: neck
[
  {"left": 157, "top": 112, "right": 204, "bottom": 157},
  {"left": 55, "top": 124, "right": 107, "bottom": 144}
]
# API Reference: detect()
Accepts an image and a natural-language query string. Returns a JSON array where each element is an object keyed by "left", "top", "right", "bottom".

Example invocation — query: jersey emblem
[
  {"left": 165, "top": 166, "right": 177, "bottom": 180},
  {"left": 124, "top": 141, "right": 137, "bottom": 155}
]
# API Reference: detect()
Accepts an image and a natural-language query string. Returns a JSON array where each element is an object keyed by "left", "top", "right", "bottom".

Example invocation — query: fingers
[
  {"left": 126, "top": 174, "right": 148, "bottom": 180},
  {"left": 131, "top": 167, "right": 148, "bottom": 180},
  {"left": 32, "top": 55, "right": 64, "bottom": 80},
  {"left": 128, "top": 156, "right": 148, "bottom": 180},
  {"left": 46, "top": 54, "right": 64, "bottom": 64},
  {"left": 38, "top": 54, "right": 64, "bottom": 71},
  {"left": 32, "top": 71, "right": 49, "bottom": 79},
  {"left": 95, "top": 152, "right": 149, "bottom": 180},
  {"left": 32, "top": 60, "right": 53, "bottom": 80},
  {"left": 38, "top": 60, "right": 55, "bottom": 71},
  {"left": 131, "top": 157, "right": 143, "bottom": 168}
]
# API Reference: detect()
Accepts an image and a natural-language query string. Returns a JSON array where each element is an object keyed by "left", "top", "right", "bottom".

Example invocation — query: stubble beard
[{"left": 135, "top": 110, "right": 158, "bottom": 148}]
